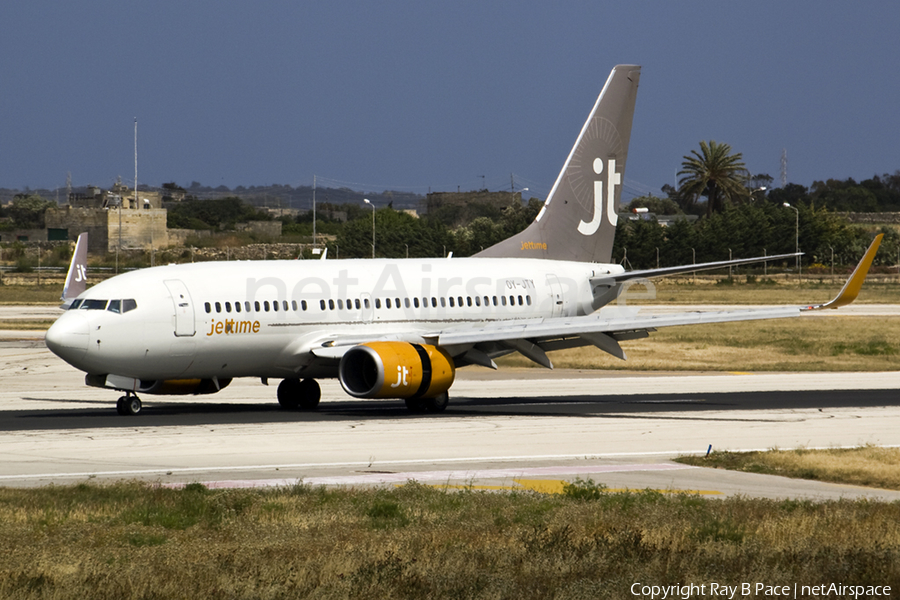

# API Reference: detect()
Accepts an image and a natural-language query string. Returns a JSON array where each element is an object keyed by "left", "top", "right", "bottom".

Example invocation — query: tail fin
[
  {"left": 61, "top": 233, "right": 88, "bottom": 308},
  {"left": 476, "top": 64, "right": 640, "bottom": 263}
]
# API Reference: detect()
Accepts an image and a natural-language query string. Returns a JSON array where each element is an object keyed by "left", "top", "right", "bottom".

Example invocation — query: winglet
[
  {"left": 805, "top": 233, "right": 882, "bottom": 311},
  {"left": 61, "top": 232, "right": 88, "bottom": 308}
]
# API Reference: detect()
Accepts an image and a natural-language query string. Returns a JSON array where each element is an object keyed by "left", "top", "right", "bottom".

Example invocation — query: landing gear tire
[
  {"left": 277, "top": 378, "right": 321, "bottom": 410},
  {"left": 405, "top": 392, "right": 449, "bottom": 414},
  {"left": 116, "top": 394, "right": 142, "bottom": 416},
  {"left": 404, "top": 398, "right": 427, "bottom": 413},
  {"left": 425, "top": 392, "right": 449, "bottom": 413}
]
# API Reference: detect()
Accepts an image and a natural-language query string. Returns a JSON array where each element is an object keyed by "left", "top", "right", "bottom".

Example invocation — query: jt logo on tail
[{"left": 578, "top": 158, "right": 621, "bottom": 235}]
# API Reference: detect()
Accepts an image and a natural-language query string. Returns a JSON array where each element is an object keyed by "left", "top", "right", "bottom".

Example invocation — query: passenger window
[
  {"left": 273, "top": 301, "right": 278, "bottom": 312},
  {"left": 107, "top": 299, "right": 121, "bottom": 314},
  {"left": 235, "top": 302, "right": 241, "bottom": 313},
  {"left": 364, "top": 298, "right": 370, "bottom": 309},
  {"left": 501, "top": 296, "right": 507, "bottom": 306},
  {"left": 518, "top": 295, "right": 523, "bottom": 306},
  {"left": 414, "top": 297, "right": 420, "bottom": 308},
  {"left": 440, "top": 297, "right": 446, "bottom": 308},
  {"left": 404, "top": 298, "right": 410, "bottom": 308},
  {"left": 375, "top": 298, "right": 381, "bottom": 309},
  {"left": 255, "top": 301, "right": 261, "bottom": 312},
  {"left": 355, "top": 299, "right": 361, "bottom": 310},
  {"left": 245, "top": 301, "right": 251, "bottom": 312},
  {"left": 526, "top": 295, "right": 532, "bottom": 306},
  {"left": 204, "top": 302, "right": 211, "bottom": 313},
  {"left": 225, "top": 302, "right": 232, "bottom": 313},
  {"left": 466, "top": 297, "right": 472, "bottom": 307},
  {"left": 264, "top": 301, "right": 270, "bottom": 312},
  {"left": 292, "top": 300, "right": 298, "bottom": 311},
  {"left": 492, "top": 296, "right": 498, "bottom": 306},
  {"left": 320, "top": 300, "right": 326, "bottom": 310},
  {"left": 123, "top": 299, "right": 137, "bottom": 313},
  {"left": 302, "top": 300, "right": 308, "bottom": 311},
  {"left": 283, "top": 301, "right": 289, "bottom": 311},
  {"left": 395, "top": 297, "right": 401, "bottom": 308},
  {"left": 448, "top": 297, "right": 455, "bottom": 308},
  {"left": 337, "top": 299, "right": 344, "bottom": 310},
  {"left": 385, "top": 298, "right": 391, "bottom": 309},
  {"left": 215, "top": 302, "right": 222, "bottom": 313},
  {"left": 475, "top": 296, "right": 481, "bottom": 307},
  {"left": 484, "top": 296, "right": 490, "bottom": 306},
  {"left": 431, "top": 297, "right": 437, "bottom": 308},
  {"left": 458, "top": 296, "right": 463, "bottom": 307},
  {"left": 328, "top": 299, "right": 335, "bottom": 310}
]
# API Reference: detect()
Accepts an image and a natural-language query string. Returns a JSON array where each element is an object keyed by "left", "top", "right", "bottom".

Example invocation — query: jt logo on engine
[
  {"left": 391, "top": 365, "right": 410, "bottom": 388},
  {"left": 577, "top": 158, "right": 621, "bottom": 236}
]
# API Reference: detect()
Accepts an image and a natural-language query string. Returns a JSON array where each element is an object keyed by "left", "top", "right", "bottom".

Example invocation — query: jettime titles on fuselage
[{"left": 207, "top": 318, "right": 261, "bottom": 336}]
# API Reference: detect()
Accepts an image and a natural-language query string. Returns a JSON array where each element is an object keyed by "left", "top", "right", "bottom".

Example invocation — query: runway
[{"left": 2, "top": 339, "right": 900, "bottom": 500}]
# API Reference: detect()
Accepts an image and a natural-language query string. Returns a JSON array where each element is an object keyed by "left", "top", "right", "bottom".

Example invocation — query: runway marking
[
  {"left": 166, "top": 463, "right": 695, "bottom": 489},
  {"left": 8, "top": 443, "right": 900, "bottom": 484}
]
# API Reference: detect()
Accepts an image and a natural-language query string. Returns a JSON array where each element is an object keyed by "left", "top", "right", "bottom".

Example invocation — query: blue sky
[{"left": 2, "top": 1, "right": 898, "bottom": 202}]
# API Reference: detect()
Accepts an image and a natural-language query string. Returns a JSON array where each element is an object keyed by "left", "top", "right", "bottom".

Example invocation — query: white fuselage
[{"left": 45, "top": 257, "right": 623, "bottom": 382}]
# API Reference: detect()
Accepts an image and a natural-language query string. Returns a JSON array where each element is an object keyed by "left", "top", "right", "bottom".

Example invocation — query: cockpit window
[
  {"left": 123, "top": 299, "right": 137, "bottom": 313},
  {"left": 107, "top": 299, "right": 121, "bottom": 313},
  {"left": 80, "top": 299, "right": 108, "bottom": 310},
  {"left": 69, "top": 299, "right": 83, "bottom": 310}
]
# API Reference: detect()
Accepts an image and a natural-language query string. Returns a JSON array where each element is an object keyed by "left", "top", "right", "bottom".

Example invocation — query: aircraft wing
[{"left": 312, "top": 234, "right": 882, "bottom": 366}]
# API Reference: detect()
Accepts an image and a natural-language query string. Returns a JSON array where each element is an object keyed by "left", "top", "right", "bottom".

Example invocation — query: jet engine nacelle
[{"left": 339, "top": 342, "right": 455, "bottom": 399}]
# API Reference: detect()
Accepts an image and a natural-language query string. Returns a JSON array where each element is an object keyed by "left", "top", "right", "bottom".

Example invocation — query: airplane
[{"left": 45, "top": 65, "right": 883, "bottom": 416}]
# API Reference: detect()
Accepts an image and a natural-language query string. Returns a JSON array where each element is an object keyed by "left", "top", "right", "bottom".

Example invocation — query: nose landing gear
[{"left": 116, "top": 393, "right": 142, "bottom": 416}]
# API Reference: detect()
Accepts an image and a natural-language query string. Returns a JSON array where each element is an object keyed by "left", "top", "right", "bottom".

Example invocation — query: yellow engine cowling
[{"left": 338, "top": 342, "right": 455, "bottom": 399}]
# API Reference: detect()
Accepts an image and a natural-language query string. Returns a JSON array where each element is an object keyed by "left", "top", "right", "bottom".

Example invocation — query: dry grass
[
  {"left": 0, "top": 285, "right": 63, "bottom": 305},
  {"left": 1, "top": 481, "right": 899, "bottom": 599},
  {"left": 677, "top": 446, "right": 900, "bottom": 490},
  {"left": 0, "top": 320, "right": 56, "bottom": 330},
  {"left": 498, "top": 316, "right": 900, "bottom": 371}
]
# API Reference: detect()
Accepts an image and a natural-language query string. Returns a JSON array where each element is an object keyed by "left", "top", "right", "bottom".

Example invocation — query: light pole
[
  {"left": 363, "top": 198, "right": 375, "bottom": 258},
  {"left": 783, "top": 203, "right": 800, "bottom": 277},
  {"left": 748, "top": 185, "right": 767, "bottom": 201}
]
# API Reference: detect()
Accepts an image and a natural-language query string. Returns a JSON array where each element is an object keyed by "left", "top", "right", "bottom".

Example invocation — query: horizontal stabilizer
[{"left": 594, "top": 252, "right": 800, "bottom": 285}]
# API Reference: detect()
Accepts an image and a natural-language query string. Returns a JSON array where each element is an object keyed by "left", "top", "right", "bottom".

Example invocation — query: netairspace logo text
[{"left": 631, "top": 582, "right": 891, "bottom": 599}]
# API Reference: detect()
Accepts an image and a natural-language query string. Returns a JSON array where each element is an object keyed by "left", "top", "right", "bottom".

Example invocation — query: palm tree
[{"left": 678, "top": 140, "right": 748, "bottom": 217}]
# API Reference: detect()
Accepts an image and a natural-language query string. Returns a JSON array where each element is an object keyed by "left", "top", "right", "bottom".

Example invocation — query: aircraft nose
[{"left": 45, "top": 313, "right": 89, "bottom": 365}]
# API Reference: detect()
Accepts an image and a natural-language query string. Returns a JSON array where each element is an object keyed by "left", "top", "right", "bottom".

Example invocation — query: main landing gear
[
  {"left": 116, "top": 392, "right": 142, "bottom": 416},
  {"left": 277, "top": 378, "right": 321, "bottom": 410},
  {"left": 404, "top": 392, "right": 449, "bottom": 414}
]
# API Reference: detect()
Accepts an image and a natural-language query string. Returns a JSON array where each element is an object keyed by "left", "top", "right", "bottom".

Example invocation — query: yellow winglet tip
[{"left": 808, "top": 233, "right": 882, "bottom": 310}]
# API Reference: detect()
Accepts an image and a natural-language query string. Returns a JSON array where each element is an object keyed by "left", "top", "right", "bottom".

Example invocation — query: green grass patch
[
  {"left": 676, "top": 446, "right": 900, "bottom": 490},
  {"left": 0, "top": 480, "right": 899, "bottom": 597}
]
